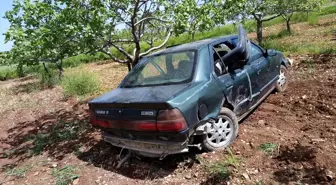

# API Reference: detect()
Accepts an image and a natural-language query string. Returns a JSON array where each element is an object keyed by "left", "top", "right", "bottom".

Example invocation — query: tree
[
  {"left": 173, "top": 0, "right": 217, "bottom": 41},
  {"left": 277, "top": 0, "right": 324, "bottom": 33},
  {"left": 243, "top": 0, "right": 280, "bottom": 45},
  {"left": 173, "top": 0, "right": 246, "bottom": 41},
  {"left": 5, "top": 0, "right": 174, "bottom": 74}
]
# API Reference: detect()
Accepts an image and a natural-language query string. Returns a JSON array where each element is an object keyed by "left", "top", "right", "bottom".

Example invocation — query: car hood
[{"left": 89, "top": 84, "right": 190, "bottom": 104}]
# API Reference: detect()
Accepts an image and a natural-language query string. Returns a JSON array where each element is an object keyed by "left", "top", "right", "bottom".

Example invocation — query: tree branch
[
  {"left": 110, "top": 42, "right": 133, "bottom": 61},
  {"left": 134, "top": 17, "right": 169, "bottom": 26},
  {"left": 262, "top": 14, "right": 281, "bottom": 22},
  {"left": 140, "top": 29, "right": 172, "bottom": 57},
  {"left": 99, "top": 49, "right": 127, "bottom": 63}
]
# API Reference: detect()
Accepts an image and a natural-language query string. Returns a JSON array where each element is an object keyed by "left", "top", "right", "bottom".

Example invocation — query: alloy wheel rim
[
  {"left": 277, "top": 69, "right": 287, "bottom": 88},
  {"left": 205, "top": 116, "right": 233, "bottom": 148}
]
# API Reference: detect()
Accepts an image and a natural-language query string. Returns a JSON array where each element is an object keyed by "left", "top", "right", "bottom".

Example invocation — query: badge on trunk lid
[{"left": 141, "top": 110, "right": 155, "bottom": 116}]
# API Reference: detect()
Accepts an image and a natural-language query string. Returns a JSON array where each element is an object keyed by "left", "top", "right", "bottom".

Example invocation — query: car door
[
  {"left": 248, "top": 42, "right": 273, "bottom": 98},
  {"left": 210, "top": 42, "right": 252, "bottom": 118}
]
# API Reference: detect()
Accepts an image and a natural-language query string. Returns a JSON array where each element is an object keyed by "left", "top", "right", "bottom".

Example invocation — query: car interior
[{"left": 213, "top": 40, "right": 236, "bottom": 76}]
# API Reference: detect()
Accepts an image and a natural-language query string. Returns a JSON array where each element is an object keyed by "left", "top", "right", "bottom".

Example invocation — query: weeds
[
  {"left": 25, "top": 121, "right": 88, "bottom": 155},
  {"left": 254, "top": 180, "right": 263, "bottom": 185},
  {"left": 0, "top": 165, "right": 31, "bottom": 184},
  {"left": 61, "top": 70, "right": 100, "bottom": 97},
  {"left": 38, "top": 69, "right": 60, "bottom": 88},
  {"left": 225, "top": 148, "right": 240, "bottom": 168},
  {"left": 206, "top": 162, "right": 230, "bottom": 180},
  {"left": 52, "top": 165, "right": 80, "bottom": 185},
  {"left": 308, "top": 13, "right": 320, "bottom": 25},
  {"left": 259, "top": 143, "right": 277, "bottom": 155},
  {"left": 203, "top": 148, "right": 241, "bottom": 181},
  {"left": 4, "top": 165, "right": 31, "bottom": 178}
]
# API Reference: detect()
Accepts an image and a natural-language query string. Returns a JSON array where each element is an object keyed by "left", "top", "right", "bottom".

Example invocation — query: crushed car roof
[{"left": 148, "top": 35, "right": 237, "bottom": 56}]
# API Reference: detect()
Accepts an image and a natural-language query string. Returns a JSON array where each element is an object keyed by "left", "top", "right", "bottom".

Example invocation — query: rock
[
  {"left": 50, "top": 163, "right": 58, "bottom": 168},
  {"left": 34, "top": 172, "right": 39, "bottom": 176},
  {"left": 194, "top": 173, "right": 198, "bottom": 178},
  {"left": 242, "top": 173, "right": 250, "bottom": 181},
  {"left": 302, "top": 95, "right": 307, "bottom": 99},
  {"left": 249, "top": 141, "right": 255, "bottom": 149},
  {"left": 247, "top": 168, "right": 259, "bottom": 175},
  {"left": 258, "top": 120, "right": 266, "bottom": 126},
  {"left": 311, "top": 138, "right": 326, "bottom": 142},
  {"left": 185, "top": 174, "right": 192, "bottom": 179},
  {"left": 72, "top": 178, "right": 79, "bottom": 185},
  {"left": 326, "top": 170, "right": 333, "bottom": 181}
]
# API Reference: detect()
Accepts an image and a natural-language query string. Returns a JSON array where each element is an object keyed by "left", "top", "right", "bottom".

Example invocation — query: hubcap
[
  {"left": 277, "top": 69, "right": 287, "bottom": 88},
  {"left": 205, "top": 116, "right": 233, "bottom": 148}
]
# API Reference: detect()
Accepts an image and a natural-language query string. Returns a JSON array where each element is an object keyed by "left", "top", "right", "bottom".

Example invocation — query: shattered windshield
[{"left": 121, "top": 51, "right": 196, "bottom": 87}]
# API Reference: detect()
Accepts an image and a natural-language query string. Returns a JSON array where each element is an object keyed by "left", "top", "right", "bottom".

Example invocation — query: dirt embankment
[{"left": 0, "top": 54, "right": 334, "bottom": 185}]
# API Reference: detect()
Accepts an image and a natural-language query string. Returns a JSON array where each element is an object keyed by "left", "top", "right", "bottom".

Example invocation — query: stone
[
  {"left": 185, "top": 174, "right": 192, "bottom": 179},
  {"left": 50, "top": 163, "right": 58, "bottom": 168},
  {"left": 72, "top": 178, "right": 79, "bottom": 185},
  {"left": 326, "top": 170, "right": 333, "bottom": 181},
  {"left": 242, "top": 173, "right": 250, "bottom": 180},
  {"left": 258, "top": 120, "right": 266, "bottom": 126}
]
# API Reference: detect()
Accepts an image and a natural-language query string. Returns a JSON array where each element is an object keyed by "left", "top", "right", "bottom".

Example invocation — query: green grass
[
  {"left": 38, "top": 69, "right": 60, "bottom": 88},
  {"left": 4, "top": 165, "right": 31, "bottom": 178},
  {"left": 203, "top": 148, "right": 241, "bottom": 181},
  {"left": 308, "top": 13, "right": 320, "bottom": 25},
  {"left": 52, "top": 165, "right": 80, "bottom": 185},
  {"left": 206, "top": 162, "right": 231, "bottom": 180},
  {"left": 225, "top": 148, "right": 241, "bottom": 168},
  {"left": 259, "top": 143, "right": 277, "bottom": 155},
  {"left": 61, "top": 70, "right": 100, "bottom": 97},
  {"left": 0, "top": 65, "right": 18, "bottom": 81},
  {"left": 0, "top": 165, "right": 31, "bottom": 184},
  {"left": 254, "top": 180, "right": 264, "bottom": 185}
]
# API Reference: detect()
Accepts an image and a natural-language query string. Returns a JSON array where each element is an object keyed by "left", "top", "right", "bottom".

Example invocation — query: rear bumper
[{"left": 103, "top": 132, "right": 189, "bottom": 155}]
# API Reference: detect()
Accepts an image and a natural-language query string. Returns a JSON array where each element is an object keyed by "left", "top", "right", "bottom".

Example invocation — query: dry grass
[{"left": 249, "top": 14, "right": 336, "bottom": 55}]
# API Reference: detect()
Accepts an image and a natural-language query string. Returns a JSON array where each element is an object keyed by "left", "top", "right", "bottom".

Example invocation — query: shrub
[
  {"left": 38, "top": 69, "right": 60, "bottom": 88},
  {"left": 0, "top": 65, "right": 18, "bottom": 81},
  {"left": 61, "top": 71, "right": 100, "bottom": 97},
  {"left": 308, "top": 13, "right": 319, "bottom": 25}
]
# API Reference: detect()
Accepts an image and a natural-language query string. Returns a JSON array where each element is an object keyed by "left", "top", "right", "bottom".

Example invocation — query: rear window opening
[{"left": 121, "top": 51, "right": 196, "bottom": 88}]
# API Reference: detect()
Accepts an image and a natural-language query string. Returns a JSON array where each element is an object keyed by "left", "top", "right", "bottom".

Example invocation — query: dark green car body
[{"left": 89, "top": 26, "right": 290, "bottom": 157}]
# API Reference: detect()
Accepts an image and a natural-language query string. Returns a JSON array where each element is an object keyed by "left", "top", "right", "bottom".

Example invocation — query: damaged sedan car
[{"left": 88, "top": 25, "right": 290, "bottom": 158}]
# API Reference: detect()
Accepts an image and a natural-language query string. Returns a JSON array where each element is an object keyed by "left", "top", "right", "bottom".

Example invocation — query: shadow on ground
[
  {"left": 0, "top": 102, "right": 201, "bottom": 180},
  {"left": 0, "top": 103, "right": 96, "bottom": 162},
  {"left": 273, "top": 143, "right": 333, "bottom": 184},
  {"left": 78, "top": 141, "right": 202, "bottom": 180}
]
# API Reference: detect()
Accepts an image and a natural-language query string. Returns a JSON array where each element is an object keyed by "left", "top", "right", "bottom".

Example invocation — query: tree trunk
[
  {"left": 191, "top": 33, "right": 195, "bottom": 41},
  {"left": 127, "top": 60, "right": 132, "bottom": 71},
  {"left": 256, "top": 20, "right": 263, "bottom": 45},
  {"left": 286, "top": 19, "right": 291, "bottom": 34}
]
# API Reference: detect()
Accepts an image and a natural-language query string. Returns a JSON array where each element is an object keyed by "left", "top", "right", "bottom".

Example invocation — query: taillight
[
  {"left": 89, "top": 108, "right": 188, "bottom": 132},
  {"left": 89, "top": 110, "right": 110, "bottom": 128},
  {"left": 157, "top": 109, "right": 188, "bottom": 132}
]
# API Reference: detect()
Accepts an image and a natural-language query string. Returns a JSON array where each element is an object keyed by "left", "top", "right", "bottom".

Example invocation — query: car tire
[
  {"left": 276, "top": 65, "right": 289, "bottom": 92},
  {"left": 201, "top": 107, "right": 238, "bottom": 152}
]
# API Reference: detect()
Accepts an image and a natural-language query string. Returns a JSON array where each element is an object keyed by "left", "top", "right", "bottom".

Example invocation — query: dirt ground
[{"left": 0, "top": 21, "right": 336, "bottom": 185}]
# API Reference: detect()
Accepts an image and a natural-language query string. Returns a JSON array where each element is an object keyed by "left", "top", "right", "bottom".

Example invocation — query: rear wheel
[
  {"left": 276, "top": 65, "right": 289, "bottom": 92},
  {"left": 201, "top": 108, "right": 238, "bottom": 151}
]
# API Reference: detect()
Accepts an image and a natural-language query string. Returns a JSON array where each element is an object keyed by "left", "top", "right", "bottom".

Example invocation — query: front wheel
[
  {"left": 201, "top": 108, "right": 238, "bottom": 152},
  {"left": 276, "top": 65, "right": 289, "bottom": 92}
]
